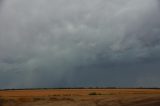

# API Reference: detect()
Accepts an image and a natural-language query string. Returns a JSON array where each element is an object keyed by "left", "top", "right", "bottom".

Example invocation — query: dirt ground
[{"left": 0, "top": 89, "right": 160, "bottom": 106}]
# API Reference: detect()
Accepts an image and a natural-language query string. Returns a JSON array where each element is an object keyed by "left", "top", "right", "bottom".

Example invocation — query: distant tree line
[{"left": 0, "top": 87, "right": 160, "bottom": 91}]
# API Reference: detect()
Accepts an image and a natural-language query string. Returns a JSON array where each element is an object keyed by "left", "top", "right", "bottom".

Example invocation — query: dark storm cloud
[{"left": 0, "top": 0, "right": 160, "bottom": 88}]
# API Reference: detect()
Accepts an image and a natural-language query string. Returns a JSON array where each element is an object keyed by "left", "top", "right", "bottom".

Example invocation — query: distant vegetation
[
  {"left": 0, "top": 87, "right": 160, "bottom": 91},
  {"left": 88, "top": 92, "right": 102, "bottom": 95}
]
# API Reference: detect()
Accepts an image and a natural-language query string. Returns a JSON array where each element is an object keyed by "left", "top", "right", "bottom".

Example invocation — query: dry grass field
[{"left": 0, "top": 89, "right": 160, "bottom": 106}]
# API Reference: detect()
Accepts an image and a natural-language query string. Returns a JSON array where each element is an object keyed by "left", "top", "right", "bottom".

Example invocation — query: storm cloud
[{"left": 0, "top": 0, "right": 160, "bottom": 89}]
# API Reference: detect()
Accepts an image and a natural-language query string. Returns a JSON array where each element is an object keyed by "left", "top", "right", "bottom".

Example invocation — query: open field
[{"left": 0, "top": 89, "right": 160, "bottom": 106}]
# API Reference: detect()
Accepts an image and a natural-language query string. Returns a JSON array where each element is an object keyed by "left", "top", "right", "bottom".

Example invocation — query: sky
[{"left": 0, "top": 0, "right": 160, "bottom": 89}]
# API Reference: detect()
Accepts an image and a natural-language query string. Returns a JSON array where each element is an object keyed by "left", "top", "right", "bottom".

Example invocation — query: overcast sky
[{"left": 0, "top": 0, "right": 160, "bottom": 89}]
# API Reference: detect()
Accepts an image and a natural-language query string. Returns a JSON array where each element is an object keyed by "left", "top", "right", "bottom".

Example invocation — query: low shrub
[{"left": 89, "top": 92, "right": 98, "bottom": 95}]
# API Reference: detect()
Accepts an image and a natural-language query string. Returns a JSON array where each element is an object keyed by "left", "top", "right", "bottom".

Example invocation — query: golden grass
[{"left": 0, "top": 89, "right": 160, "bottom": 106}]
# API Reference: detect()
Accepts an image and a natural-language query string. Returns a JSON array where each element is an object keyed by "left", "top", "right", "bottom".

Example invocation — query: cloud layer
[{"left": 0, "top": 0, "right": 160, "bottom": 88}]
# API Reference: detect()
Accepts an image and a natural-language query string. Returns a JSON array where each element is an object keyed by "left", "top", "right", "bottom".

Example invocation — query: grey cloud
[{"left": 0, "top": 0, "right": 160, "bottom": 88}]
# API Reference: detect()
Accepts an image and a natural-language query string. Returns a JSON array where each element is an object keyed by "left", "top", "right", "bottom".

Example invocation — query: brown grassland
[{"left": 0, "top": 89, "right": 160, "bottom": 106}]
